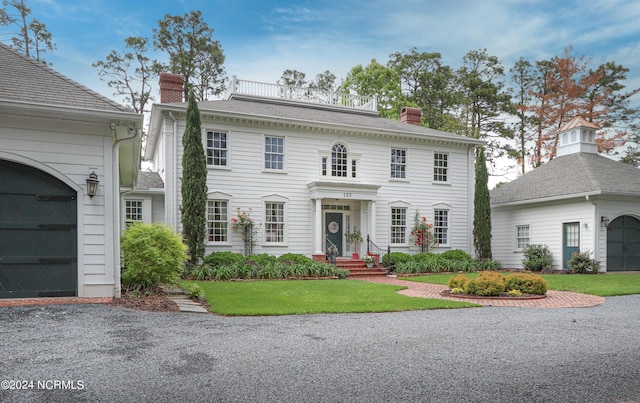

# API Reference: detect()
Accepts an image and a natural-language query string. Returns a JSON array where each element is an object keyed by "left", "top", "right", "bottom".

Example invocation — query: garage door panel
[
  {"left": 0, "top": 229, "right": 76, "bottom": 256},
  {"left": 0, "top": 263, "right": 77, "bottom": 298},
  {"left": 0, "top": 159, "right": 78, "bottom": 298},
  {"left": 607, "top": 216, "right": 640, "bottom": 271}
]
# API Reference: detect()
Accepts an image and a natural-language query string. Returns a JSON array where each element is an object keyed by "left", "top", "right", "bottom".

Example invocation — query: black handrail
[
  {"left": 367, "top": 235, "right": 393, "bottom": 274},
  {"left": 325, "top": 236, "right": 338, "bottom": 265}
]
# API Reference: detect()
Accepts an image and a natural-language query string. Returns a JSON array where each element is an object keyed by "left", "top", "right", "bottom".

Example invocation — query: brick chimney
[
  {"left": 400, "top": 107, "right": 422, "bottom": 126},
  {"left": 159, "top": 73, "right": 184, "bottom": 103}
]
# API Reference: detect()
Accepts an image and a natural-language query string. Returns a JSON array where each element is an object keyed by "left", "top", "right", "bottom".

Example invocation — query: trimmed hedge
[
  {"left": 196, "top": 252, "right": 348, "bottom": 280},
  {"left": 448, "top": 272, "right": 547, "bottom": 296},
  {"left": 504, "top": 273, "right": 547, "bottom": 295}
]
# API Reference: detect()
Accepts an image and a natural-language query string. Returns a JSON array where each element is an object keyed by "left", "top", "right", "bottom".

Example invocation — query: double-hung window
[
  {"left": 125, "top": 199, "right": 143, "bottom": 227},
  {"left": 206, "top": 131, "right": 228, "bottom": 167},
  {"left": 265, "top": 202, "right": 285, "bottom": 243},
  {"left": 433, "top": 152, "right": 448, "bottom": 182},
  {"left": 265, "top": 136, "right": 284, "bottom": 170},
  {"left": 390, "top": 207, "right": 407, "bottom": 244},
  {"left": 516, "top": 225, "right": 530, "bottom": 249},
  {"left": 433, "top": 209, "right": 449, "bottom": 245},
  {"left": 391, "top": 148, "right": 407, "bottom": 179},
  {"left": 207, "top": 200, "right": 228, "bottom": 242}
]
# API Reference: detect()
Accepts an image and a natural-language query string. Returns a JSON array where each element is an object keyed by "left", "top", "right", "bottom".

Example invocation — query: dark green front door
[
  {"left": 607, "top": 216, "right": 640, "bottom": 271},
  {"left": 325, "top": 212, "right": 343, "bottom": 256},
  {"left": 0, "top": 160, "right": 77, "bottom": 298},
  {"left": 563, "top": 222, "right": 580, "bottom": 269}
]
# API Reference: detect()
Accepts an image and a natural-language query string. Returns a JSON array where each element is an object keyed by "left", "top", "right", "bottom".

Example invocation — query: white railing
[{"left": 225, "top": 76, "right": 377, "bottom": 112}]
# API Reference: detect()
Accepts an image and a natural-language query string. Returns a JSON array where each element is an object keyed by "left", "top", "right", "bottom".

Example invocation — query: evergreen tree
[
  {"left": 181, "top": 90, "right": 207, "bottom": 268},
  {"left": 473, "top": 147, "right": 492, "bottom": 260}
]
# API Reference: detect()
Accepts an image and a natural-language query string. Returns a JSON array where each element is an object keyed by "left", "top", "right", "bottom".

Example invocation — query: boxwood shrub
[
  {"left": 463, "top": 271, "right": 506, "bottom": 296},
  {"left": 504, "top": 273, "right": 547, "bottom": 295}
]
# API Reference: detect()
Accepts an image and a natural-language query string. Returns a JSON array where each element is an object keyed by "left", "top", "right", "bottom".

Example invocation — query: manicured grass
[
  {"left": 186, "top": 279, "right": 479, "bottom": 316},
  {"left": 401, "top": 272, "right": 640, "bottom": 297}
]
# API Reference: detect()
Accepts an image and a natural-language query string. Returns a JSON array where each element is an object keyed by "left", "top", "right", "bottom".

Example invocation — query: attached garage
[
  {"left": 0, "top": 160, "right": 78, "bottom": 298},
  {"left": 1, "top": 43, "right": 142, "bottom": 299},
  {"left": 607, "top": 215, "right": 640, "bottom": 272}
]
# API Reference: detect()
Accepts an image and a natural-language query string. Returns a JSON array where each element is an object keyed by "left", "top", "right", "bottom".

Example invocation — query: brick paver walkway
[
  {"left": 0, "top": 297, "right": 112, "bottom": 307},
  {"left": 359, "top": 276, "right": 605, "bottom": 308}
]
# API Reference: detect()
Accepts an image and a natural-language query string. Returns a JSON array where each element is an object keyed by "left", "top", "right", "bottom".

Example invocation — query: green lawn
[
  {"left": 401, "top": 272, "right": 640, "bottom": 297},
  {"left": 185, "top": 279, "right": 479, "bottom": 316}
]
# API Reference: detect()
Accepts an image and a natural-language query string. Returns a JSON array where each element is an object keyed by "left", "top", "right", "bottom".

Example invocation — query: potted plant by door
[
  {"left": 363, "top": 254, "right": 375, "bottom": 268},
  {"left": 346, "top": 227, "right": 363, "bottom": 259}
]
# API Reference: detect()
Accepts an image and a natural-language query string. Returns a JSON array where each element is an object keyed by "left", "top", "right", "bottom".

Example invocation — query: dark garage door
[
  {"left": 607, "top": 215, "right": 640, "bottom": 272},
  {"left": 0, "top": 160, "right": 77, "bottom": 298}
]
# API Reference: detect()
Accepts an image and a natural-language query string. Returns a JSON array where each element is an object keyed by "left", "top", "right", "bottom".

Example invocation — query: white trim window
[
  {"left": 207, "top": 200, "right": 228, "bottom": 242},
  {"left": 332, "top": 143, "right": 348, "bottom": 177},
  {"left": 433, "top": 209, "right": 449, "bottom": 245},
  {"left": 264, "top": 135, "right": 285, "bottom": 171},
  {"left": 206, "top": 130, "right": 228, "bottom": 167},
  {"left": 390, "top": 207, "right": 407, "bottom": 244},
  {"left": 391, "top": 148, "right": 407, "bottom": 179},
  {"left": 516, "top": 225, "right": 530, "bottom": 249},
  {"left": 265, "top": 202, "right": 285, "bottom": 243},
  {"left": 433, "top": 152, "right": 448, "bottom": 182},
  {"left": 125, "top": 199, "right": 143, "bottom": 227}
]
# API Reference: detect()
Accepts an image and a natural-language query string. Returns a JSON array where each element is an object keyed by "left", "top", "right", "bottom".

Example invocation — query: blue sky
[{"left": 4, "top": 0, "right": 639, "bottom": 108}]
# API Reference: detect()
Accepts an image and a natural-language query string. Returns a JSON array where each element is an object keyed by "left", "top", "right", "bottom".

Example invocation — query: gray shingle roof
[
  {"left": 135, "top": 171, "right": 164, "bottom": 190},
  {"left": 491, "top": 153, "right": 640, "bottom": 205},
  {"left": 0, "top": 42, "right": 130, "bottom": 112},
  {"left": 195, "top": 97, "right": 482, "bottom": 145}
]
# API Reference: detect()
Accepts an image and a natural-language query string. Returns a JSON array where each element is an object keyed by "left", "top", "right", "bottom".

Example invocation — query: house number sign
[{"left": 328, "top": 221, "right": 339, "bottom": 234}]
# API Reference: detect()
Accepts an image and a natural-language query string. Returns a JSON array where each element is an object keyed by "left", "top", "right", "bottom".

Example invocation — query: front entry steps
[{"left": 333, "top": 257, "right": 387, "bottom": 277}]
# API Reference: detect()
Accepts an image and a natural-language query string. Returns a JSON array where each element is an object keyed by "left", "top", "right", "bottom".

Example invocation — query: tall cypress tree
[
  {"left": 181, "top": 90, "right": 207, "bottom": 268},
  {"left": 473, "top": 147, "right": 492, "bottom": 260}
]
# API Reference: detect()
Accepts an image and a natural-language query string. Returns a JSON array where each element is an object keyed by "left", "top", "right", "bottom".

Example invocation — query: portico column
[
  {"left": 314, "top": 198, "right": 323, "bottom": 253},
  {"left": 370, "top": 201, "right": 376, "bottom": 243}
]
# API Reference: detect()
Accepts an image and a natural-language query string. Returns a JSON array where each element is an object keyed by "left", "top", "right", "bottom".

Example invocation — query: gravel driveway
[{"left": 1, "top": 295, "right": 639, "bottom": 402}]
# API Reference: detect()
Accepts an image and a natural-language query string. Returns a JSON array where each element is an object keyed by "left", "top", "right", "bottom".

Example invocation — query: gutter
[{"left": 112, "top": 124, "right": 142, "bottom": 298}]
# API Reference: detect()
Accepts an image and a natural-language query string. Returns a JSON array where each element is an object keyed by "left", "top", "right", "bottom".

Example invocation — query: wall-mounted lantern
[
  {"left": 86, "top": 171, "right": 99, "bottom": 199},
  {"left": 601, "top": 215, "right": 610, "bottom": 228}
]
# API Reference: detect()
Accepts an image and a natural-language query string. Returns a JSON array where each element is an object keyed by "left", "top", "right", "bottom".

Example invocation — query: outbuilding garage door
[
  {"left": 0, "top": 160, "right": 77, "bottom": 298},
  {"left": 607, "top": 215, "right": 640, "bottom": 272}
]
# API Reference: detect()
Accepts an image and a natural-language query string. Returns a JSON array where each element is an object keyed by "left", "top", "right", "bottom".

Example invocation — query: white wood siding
[
  {"left": 1, "top": 114, "right": 115, "bottom": 297},
  {"left": 164, "top": 115, "right": 475, "bottom": 257},
  {"left": 492, "top": 200, "right": 595, "bottom": 270}
]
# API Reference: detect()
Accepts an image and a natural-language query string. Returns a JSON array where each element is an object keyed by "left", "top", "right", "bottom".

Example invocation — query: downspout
[{"left": 112, "top": 125, "right": 142, "bottom": 298}]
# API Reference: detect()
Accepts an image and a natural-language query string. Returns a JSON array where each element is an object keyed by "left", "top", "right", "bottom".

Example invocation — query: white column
[
  {"left": 370, "top": 201, "right": 377, "bottom": 243},
  {"left": 314, "top": 198, "right": 323, "bottom": 253}
]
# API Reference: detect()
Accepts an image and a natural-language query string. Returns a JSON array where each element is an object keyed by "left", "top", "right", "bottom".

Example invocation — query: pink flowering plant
[
  {"left": 231, "top": 208, "right": 260, "bottom": 255},
  {"left": 410, "top": 209, "right": 437, "bottom": 253}
]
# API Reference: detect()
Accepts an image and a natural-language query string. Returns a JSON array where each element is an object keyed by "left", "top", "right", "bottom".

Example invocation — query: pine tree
[
  {"left": 473, "top": 147, "right": 492, "bottom": 260},
  {"left": 181, "top": 90, "right": 207, "bottom": 268}
]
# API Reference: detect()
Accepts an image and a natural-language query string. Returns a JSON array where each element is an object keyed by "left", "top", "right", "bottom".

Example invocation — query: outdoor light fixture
[
  {"left": 601, "top": 215, "right": 610, "bottom": 228},
  {"left": 86, "top": 171, "right": 99, "bottom": 199}
]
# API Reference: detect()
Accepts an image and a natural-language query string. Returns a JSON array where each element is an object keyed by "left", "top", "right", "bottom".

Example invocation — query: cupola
[{"left": 556, "top": 116, "right": 600, "bottom": 156}]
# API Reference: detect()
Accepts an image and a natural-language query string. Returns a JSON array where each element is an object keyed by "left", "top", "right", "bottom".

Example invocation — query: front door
[
  {"left": 607, "top": 216, "right": 640, "bottom": 271},
  {"left": 563, "top": 222, "right": 580, "bottom": 269},
  {"left": 325, "top": 212, "right": 343, "bottom": 256}
]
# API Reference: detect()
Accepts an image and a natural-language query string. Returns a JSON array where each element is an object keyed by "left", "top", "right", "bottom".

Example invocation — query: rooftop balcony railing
[{"left": 225, "top": 76, "right": 377, "bottom": 112}]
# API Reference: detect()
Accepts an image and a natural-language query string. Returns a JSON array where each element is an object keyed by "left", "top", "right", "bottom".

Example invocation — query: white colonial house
[
  {"left": 0, "top": 43, "right": 143, "bottom": 298},
  {"left": 491, "top": 116, "right": 640, "bottom": 272},
  {"left": 143, "top": 75, "right": 484, "bottom": 260}
]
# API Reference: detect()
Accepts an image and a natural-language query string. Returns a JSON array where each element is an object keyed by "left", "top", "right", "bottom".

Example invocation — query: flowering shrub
[
  {"left": 231, "top": 208, "right": 260, "bottom": 255},
  {"left": 410, "top": 210, "right": 437, "bottom": 253}
]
